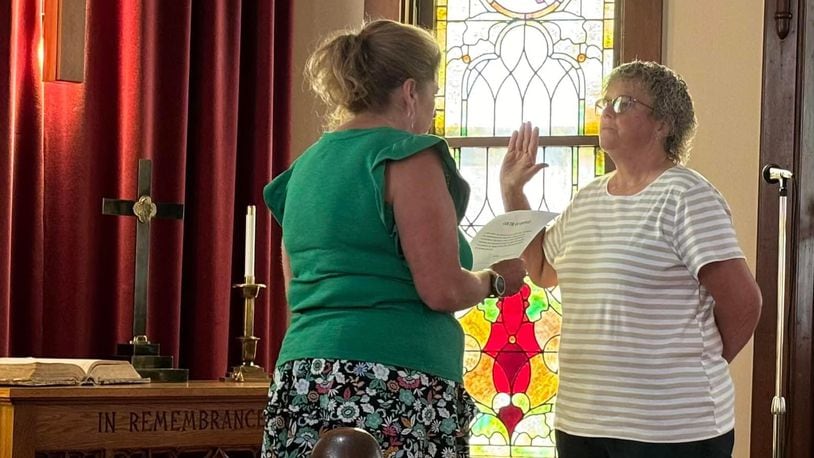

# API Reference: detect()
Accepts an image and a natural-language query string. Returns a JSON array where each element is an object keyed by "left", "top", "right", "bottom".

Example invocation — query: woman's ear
[
  {"left": 654, "top": 118, "right": 670, "bottom": 142},
  {"left": 401, "top": 78, "right": 418, "bottom": 104},
  {"left": 384, "top": 79, "right": 420, "bottom": 131}
]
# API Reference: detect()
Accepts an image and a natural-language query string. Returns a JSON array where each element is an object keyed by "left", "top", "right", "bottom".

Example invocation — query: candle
[{"left": 244, "top": 205, "right": 256, "bottom": 279}]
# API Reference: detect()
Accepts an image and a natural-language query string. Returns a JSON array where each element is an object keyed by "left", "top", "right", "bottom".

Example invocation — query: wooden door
[{"left": 750, "top": 0, "right": 814, "bottom": 456}]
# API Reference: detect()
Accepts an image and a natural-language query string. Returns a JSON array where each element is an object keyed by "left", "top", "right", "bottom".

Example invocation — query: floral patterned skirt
[{"left": 262, "top": 358, "right": 476, "bottom": 458}]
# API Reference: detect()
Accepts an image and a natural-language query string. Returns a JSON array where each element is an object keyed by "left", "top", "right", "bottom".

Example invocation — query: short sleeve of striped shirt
[
  {"left": 672, "top": 182, "right": 745, "bottom": 280},
  {"left": 542, "top": 204, "right": 569, "bottom": 267}
]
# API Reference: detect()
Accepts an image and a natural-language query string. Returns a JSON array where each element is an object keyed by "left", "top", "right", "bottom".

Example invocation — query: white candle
[{"left": 244, "top": 205, "right": 256, "bottom": 279}]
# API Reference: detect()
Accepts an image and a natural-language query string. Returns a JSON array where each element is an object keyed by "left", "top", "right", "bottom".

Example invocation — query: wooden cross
[{"left": 102, "top": 159, "right": 184, "bottom": 342}]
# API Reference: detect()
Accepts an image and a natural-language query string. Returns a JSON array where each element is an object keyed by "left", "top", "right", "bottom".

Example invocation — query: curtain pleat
[{"left": 0, "top": 0, "right": 45, "bottom": 356}]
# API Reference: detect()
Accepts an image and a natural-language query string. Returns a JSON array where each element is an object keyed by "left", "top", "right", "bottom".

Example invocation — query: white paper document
[{"left": 470, "top": 210, "right": 558, "bottom": 271}]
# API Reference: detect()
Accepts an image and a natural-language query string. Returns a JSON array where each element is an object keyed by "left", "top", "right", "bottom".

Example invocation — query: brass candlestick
[{"left": 227, "top": 275, "right": 269, "bottom": 382}]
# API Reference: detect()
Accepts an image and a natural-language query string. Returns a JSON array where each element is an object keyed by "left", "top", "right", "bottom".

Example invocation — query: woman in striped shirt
[{"left": 500, "top": 61, "right": 762, "bottom": 458}]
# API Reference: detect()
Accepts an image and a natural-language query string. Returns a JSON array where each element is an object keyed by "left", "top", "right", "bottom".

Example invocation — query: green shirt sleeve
[
  {"left": 368, "top": 133, "right": 470, "bottom": 233},
  {"left": 263, "top": 166, "right": 294, "bottom": 225}
]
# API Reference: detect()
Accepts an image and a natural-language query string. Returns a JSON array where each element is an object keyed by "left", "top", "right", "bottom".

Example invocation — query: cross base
[
  {"left": 115, "top": 341, "right": 189, "bottom": 383},
  {"left": 116, "top": 342, "right": 160, "bottom": 355}
]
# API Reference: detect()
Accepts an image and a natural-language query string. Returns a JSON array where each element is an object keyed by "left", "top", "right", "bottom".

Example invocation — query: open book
[
  {"left": 470, "top": 210, "right": 559, "bottom": 271},
  {"left": 0, "top": 357, "right": 149, "bottom": 386}
]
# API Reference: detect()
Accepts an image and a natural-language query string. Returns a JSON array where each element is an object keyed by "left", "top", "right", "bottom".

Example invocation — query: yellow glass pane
[
  {"left": 436, "top": 5, "right": 447, "bottom": 20},
  {"left": 543, "top": 335, "right": 560, "bottom": 374},
  {"left": 604, "top": 19, "right": 614, "bottom": 48},
  {"left": 585, "top": 109, "right": 599, "bottom": 135},
  {"left": 434, "top": 111, "right": 445, "bottom": 136},
  {"left": 526, "top": 354, "right": 558, "bottom": 407},
  {"left": 464, "top": 353, "right": 498, "bottom": 407},
  {"left": 463, "top": 334, "right": 482, "bottom": 372},
  {"left": 459, "top": 307, "right": 491, "bottom": 346},
  {"left": 595, "top": 148, "right": 606, "bottom": 176}
]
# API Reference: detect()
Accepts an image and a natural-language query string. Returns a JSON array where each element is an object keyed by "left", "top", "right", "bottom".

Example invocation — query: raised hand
[{"left": 500, "top": 121, "right": 544, "bottom": 199}]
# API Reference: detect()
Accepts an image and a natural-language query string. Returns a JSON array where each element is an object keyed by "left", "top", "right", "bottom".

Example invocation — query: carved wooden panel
[
  {"left": 35, "top": 453, "right": 103, "bottom": 458},
  {"left": 110, "top": 447, "right": 260, "bottom": 457},
  {"left": 34, "top": 448, "right": 260, "bottom": 458},
  {"left": 2, "top": 382, "right": 268, "bottom": 458}
]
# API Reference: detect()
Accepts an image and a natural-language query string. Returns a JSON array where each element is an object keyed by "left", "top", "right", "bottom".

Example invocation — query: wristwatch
[{"left": 487, "top": 269, "right": 506, "bottom": 297}]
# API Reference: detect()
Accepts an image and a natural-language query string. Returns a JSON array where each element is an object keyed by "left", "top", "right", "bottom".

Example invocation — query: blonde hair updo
[{"left": 305, "top": 20, "right": 441, "bottom": 128}]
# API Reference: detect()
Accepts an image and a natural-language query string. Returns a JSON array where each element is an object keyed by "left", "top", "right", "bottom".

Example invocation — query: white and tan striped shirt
[{"left": 545, "top": 165, "right": 744, "bottom": 443}]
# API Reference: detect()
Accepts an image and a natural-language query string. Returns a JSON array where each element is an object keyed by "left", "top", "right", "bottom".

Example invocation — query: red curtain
[
  {"left": 0, "top": 0, "right": 291, "bottom": 380},
  {"left": 0, "top": 0, "right": 45, "bottom": 357}
]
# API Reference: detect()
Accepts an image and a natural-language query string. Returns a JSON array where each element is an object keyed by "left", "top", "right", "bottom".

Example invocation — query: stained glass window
[{"left": 428, "top": 1, "right": 616, "bottom": 456}]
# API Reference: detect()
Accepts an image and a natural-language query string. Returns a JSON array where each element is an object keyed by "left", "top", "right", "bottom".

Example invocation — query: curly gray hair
[{"left": 605, "top": 61, "right": 697, "bottom": 164}]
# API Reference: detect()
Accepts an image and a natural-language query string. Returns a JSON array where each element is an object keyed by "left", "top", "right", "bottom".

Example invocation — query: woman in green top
[{"left": 262, "top": 19, "right": 527, "bottom": 458}]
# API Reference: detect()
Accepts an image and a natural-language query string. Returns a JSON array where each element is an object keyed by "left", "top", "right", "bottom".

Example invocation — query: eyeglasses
[{"left": 595, "top": 95, "right": 654, "bottom": 115}]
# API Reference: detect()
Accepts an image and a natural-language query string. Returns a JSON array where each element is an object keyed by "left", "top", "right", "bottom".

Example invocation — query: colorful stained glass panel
[
  {"left": 435, "top": 0, "right": 615, "bottom": 138},
  {"left": 434, "top": 1, "right": 616, "bottom": 456},
  {"left": 452, "top": 145, "right": 603, "bottom": 457}
]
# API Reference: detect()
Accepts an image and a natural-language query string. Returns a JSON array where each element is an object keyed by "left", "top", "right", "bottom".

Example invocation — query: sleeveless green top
[{"left": 263, "top": 127, "right": 472, "bottom": 382}]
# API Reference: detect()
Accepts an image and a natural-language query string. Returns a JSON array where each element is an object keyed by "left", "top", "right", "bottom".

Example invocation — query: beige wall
[
  {"left": 290, "top": 2, "right": 766, "bottom": 456},
  {"left": 663, "top": 1, "right": 764, "bottom": 457},
  {"left": 289, "top": 1, "right": 365, "bottom": 158}
]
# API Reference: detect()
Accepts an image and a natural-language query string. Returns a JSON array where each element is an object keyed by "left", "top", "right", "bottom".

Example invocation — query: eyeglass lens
[{"left": 595, "top": 96, "right": 634, "bottom": 115}]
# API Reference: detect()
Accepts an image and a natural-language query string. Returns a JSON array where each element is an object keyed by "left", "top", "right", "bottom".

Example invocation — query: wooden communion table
[{"left": 0, "top": 381, "right": 270, "bottom": 457}]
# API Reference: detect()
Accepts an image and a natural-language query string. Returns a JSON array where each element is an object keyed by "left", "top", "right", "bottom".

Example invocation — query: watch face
[{"left": 494, "top": 275, "right": 506, "bottom": 295}]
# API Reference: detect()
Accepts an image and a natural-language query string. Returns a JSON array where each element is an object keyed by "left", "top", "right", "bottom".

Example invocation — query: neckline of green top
[{"left": 322, "top": 126, "right": 407, "bottom": 140}]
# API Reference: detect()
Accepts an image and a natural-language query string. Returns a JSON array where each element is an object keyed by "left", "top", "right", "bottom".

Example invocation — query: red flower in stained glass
[{"left": 481, "top": 285, "right": 543, "bottom": 435}]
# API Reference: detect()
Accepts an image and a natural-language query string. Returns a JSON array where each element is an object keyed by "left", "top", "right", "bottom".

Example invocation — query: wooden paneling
[
  {"left": 42, "top": 0, "right": 86, "bottom": 82},
  {"left": 751, "top": 0, "right": 814, "bottom": 456},
  {"left": 0, "top": 381, "right": 268, "bottom": 458},
  {"left": 617, "top": 0, "right": 663, "bottom": 64}
]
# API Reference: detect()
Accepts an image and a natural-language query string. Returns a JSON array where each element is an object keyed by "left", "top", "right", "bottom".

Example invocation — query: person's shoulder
[
  {"left": 588, "top": 173, "right": 611, "bottom": 189},
  {"left": 662, "top": 165, "right": 716, "bottom": 192},
  {"left": 287, "top": 135, "right": 331, "bottom": 165},
  {"left": 322, "top": 127, "right": 435, "bottom": 155},
  {"left": 377, "top": 131, "right": 450, "bottom": 162},
  {"left": 663, "top": 166, "right": 732, "bottom": 208},
  {"left": 393, "top": 132, "right": 448, "bottom": 153}
]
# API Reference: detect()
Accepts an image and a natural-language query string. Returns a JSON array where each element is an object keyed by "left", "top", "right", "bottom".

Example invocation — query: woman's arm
[
  {"left": 387, "top": 149, "right": 525, "bottom": 313},
  {"left": 281, "top": 242, "right": 292, "bottom": 293},
  {"left": 500, "top": 122, "right": 558, "bottom": 288},
  {"left": 698, "top": 258, "right": 762, "bottom": 362},
  {"left": 281, "top": 242, "right": 292, "bottom": 325},
  {"left": 518, "top": 231, "right": 558, "bottom": 288}
]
